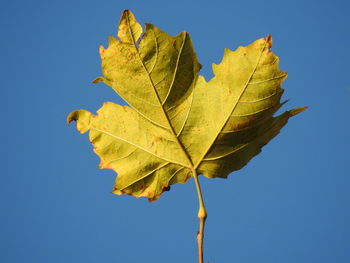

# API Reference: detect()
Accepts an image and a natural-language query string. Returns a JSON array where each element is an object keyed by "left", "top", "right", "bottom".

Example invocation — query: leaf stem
[{"left": 192, "top": 169, "right": 207, "bottom": 263}]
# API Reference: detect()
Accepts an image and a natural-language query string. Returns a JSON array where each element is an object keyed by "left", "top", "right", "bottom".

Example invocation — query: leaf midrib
[
  {"left": 92, "top": 127, "right": 189, "bottom": 168},
  {"left": 125, "top": 18, "right": 195, "bottom": 169}
]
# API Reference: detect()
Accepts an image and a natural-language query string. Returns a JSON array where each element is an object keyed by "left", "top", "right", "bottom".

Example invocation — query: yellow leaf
[{"left": 68, "top": 10, "right": 306, "bottom": 201}]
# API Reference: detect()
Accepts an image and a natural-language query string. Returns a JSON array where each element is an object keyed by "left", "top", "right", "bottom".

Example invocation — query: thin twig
[
  {"left": 192, "top": 169, "right": 207, "bottom": 263},
  {"left": 197, "top": 216, "right": 207, "bottom": 263}
]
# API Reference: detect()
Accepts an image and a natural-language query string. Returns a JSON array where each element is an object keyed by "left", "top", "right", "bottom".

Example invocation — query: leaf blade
[
  {"left": 179, "top": 35, "right": 303, "bottom": 178},
  {"left": 68, "top": 11, "right": 306, "bottom": 200}
]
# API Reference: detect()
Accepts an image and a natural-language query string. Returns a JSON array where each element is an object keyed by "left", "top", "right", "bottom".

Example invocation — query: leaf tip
[
  {"left": 92, "top": 77, "right": 104, "bottom": 84},
  {"left": 67, "top": 111, "right": 77, "bottom": 124},
  {"left": 289, "top": 106, "right": 308, "bottom": 116},
  {"left": 117, "top": 9, "right": 142, "bottom": 44},
  {"left": 120, "top": 10, "right": 135, "bottom": 25},
  {"left": 266, "top": 34, "right": 272, "bottom": 48},
  {"left": 67, "top": 110, "right": 92, "bottom": 133},
  {"left": 223, "top": 47, "right": 231, "bottom": 55},
  {"left": 122, "top": 9, "right": 132, "bottom": 16},
  {"left": 99, "top": 45, "right": 105, "bottom": 58},
  {"left": 111, "top": 188, "right": 120, "bottom": 194}
]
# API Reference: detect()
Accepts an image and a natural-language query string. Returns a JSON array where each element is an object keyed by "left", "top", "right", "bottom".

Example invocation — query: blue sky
[{"left": 1, "top": 0, "right": 349, "bottom": 262}]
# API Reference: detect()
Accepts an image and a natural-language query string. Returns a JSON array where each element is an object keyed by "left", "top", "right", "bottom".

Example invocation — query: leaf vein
[
  {"left": 119, "top": 162, "right": 171, "bottom": 190},
  {"left": 167, "top": 167, "right": 186, "bottom": 184},
  {"left": 92, "top": 127, "right": 188, "bottom": 167},
  {"left": 248, "top": 74, "right": 286, "bottom": 85},
  {"left": 177, "top": 92, "right": 194, "bottom": 137},
  {"left": 239, "top": 89, "right": 283, "bottom": 103},
  {"left": 162, "top": 32, "right": 187, "bottom": 106},
  {"left": 104, "top": 149, "right": 137, "bottom": 166},
  {"left": 203, "top": 144, "right": 248, "bottom": 161},
  {"left": 148, "top": 29, "right": 158, "bottom": 74},
  {"left": 231, "top": 104, "right": 278, "bottom": 117}
]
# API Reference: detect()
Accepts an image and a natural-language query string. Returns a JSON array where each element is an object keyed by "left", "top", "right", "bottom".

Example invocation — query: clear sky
[{"left": 1, "top": 0, "right": 349, "bottom": 262}]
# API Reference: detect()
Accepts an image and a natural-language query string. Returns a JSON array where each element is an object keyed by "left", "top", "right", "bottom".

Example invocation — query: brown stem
[
  {"left": 197, "top": 215, "right": 207, "bottom": 263},
  {"left": 192, "top": 170, "right": 207, "bottom": 263}
]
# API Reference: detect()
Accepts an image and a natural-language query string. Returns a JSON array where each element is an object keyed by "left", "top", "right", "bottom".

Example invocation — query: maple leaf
[{"left": 68, "top": 10, "right": 306, "bottom": 202}]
